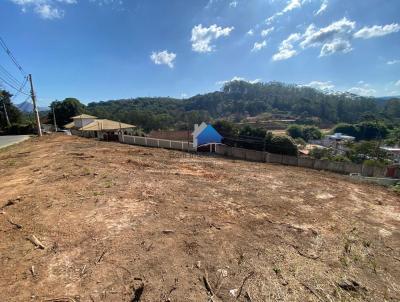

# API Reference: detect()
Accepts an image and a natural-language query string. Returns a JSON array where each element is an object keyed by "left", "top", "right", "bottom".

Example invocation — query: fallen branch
[
  {"left": 203, "top": 270, "right": 214, "bottom": 296},
  {"left": 96, "top": 250, "right": 107, "bottom": 264},
  {"left": 30, "top": 265, "right": 36, "bottom": 277},
  {"left": 7, "top": 217, "right": 22, "bottom": 229},
  {"left": 27, "top": 235, "right": 46, "bottom": 249},
  {"left": 236, "top": 271, "right": 255, "bottom": 299}
]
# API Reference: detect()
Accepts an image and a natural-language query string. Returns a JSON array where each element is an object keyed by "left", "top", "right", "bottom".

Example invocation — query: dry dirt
[{"left": 0, "top": 134, "right": 399, "bottom": 302}]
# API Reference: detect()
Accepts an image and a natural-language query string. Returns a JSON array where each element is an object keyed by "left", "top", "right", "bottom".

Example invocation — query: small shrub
[{"left": 267, "top": 135, "right": 298, "bottom": 156}]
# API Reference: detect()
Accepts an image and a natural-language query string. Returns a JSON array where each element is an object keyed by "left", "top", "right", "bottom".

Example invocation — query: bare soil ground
[{"left": 0, "top": 135, "right": 399, "bottom": 302}]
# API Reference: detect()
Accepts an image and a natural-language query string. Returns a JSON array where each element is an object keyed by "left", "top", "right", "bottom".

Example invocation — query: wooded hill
[{"left": 85, "top": 81, "right": 400, "bottom": 131}]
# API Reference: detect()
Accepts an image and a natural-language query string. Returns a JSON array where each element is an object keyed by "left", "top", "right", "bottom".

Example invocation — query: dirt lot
[{"left": 0, "top": 135, "right": 399, "bottom": 302}]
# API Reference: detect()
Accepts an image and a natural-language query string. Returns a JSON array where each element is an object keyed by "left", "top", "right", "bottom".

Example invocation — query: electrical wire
[
  {"left": 0, "top": 75, "right": 30, "bottom": 96},
  {"left": 0, "top": 64, "right": 24, "bottom": 87},
  {"left": 0, "top": 36, "right": 26, "bottom": 76},
  {"left": 11, "top": 76, "right": 29, "bottom": 100}
]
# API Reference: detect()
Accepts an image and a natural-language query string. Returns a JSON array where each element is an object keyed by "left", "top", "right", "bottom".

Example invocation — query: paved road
[{"left": 0, "top": 135, "right": 31, "bottom": 149}]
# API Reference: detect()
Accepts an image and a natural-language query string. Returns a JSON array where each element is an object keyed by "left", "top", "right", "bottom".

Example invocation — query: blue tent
[{"left": 195, "top": 124, "right": 223, "bottom": 146}]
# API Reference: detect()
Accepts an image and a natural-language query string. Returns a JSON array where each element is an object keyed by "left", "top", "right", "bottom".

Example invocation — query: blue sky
[{"left": 1, "top": 0, "right": 400, "bottom": 107}]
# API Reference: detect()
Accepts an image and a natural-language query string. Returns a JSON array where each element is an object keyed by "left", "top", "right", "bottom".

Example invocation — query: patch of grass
[
  {"left": 7, "top": 160, "right": 17, "bottom": 166},
  {"left": 104, "top": 180, "right": 114, "bottom": 188},
  {"left": 391, "top": 183, "right": 400, "bottom": 194},
  {"left": 82, "top": 167, "right": 91, "bottom": 176}
]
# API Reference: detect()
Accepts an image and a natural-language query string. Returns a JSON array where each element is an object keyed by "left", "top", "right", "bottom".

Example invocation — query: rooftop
[
  {"left": 71, "top": 114, "right": 98, "bottom": 119},
  {"left": 80, "top": 119, "right": 135, "bottom": 131}
]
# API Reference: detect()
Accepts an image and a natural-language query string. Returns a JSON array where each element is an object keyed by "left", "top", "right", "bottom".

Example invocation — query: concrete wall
[
  {"left": 214, "top": 144, "right": 391, "bottom": 178},
  {"left": 103, "top": 135, "right": 392, "bottom": 178},
  {"left": 120, "top": 134, "right": 195, "bottom": 152}
]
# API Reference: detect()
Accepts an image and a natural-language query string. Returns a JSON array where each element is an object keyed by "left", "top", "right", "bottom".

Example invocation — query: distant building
[
  {"left": 64, "top": 114, "right": 135, "bottom": 140},
  {"left": 327, "top": 133, "right": 355, "bottom": 142},
  {"left": 309, "top": 133, "right": 355, "bottom": 155},
  {"left": 380, "top": 146, "right": 400, "bottom": 162},
  {"left": 192, "top": 122, "right": 223, "bottom": 150}
]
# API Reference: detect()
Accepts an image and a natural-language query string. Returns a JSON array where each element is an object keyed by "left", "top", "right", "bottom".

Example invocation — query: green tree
[
  {"left": 0, "top": 90, "right": 23, "bottom": 129},
  {"left": 267, "top": 135, "right": 298, "bottom": 156},
  {"left": 384, "top": 99, "right": 400, "bottom": 119},
  {"left": 286, "top": 125, "right": 303, "bottom": 139},
  {"left": 213, "top": 120, "right": 239, "bottom": 137},
  {"left": 302, "top": 126, "right": 322, "bottom": 141},
  {"left": 333, "top": 123, "right": 359, "bottom": 138},
  {"left": 49, "top": 98, "right": 86, "bottom": 126},
  {"left": 357, "top": 121, "right": 388, "bottom": 140},
  {"left": 239, "top": 125, "right": 266, "bottom": 138}
]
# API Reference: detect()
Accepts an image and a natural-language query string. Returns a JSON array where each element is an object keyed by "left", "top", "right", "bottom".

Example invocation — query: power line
[
  {"left": 0, "top": 36, "right": 26, "bottom": 76},
  {"left": 0, "top": 75, "right": 30, "bottom": 96},
  {"left": 0, "top": 64, "right": 24, "bottom": 87},
  {"left": 11, "top": 76, "right": 29, "bottom": 100}
]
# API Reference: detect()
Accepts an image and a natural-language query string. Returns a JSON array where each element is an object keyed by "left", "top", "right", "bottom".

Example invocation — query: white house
[
  {"left": 71, "top": 114, "right": 97, "bottom": 129},
  {"left": 64, "top": 114, "right": 135, "bottom": 140}
]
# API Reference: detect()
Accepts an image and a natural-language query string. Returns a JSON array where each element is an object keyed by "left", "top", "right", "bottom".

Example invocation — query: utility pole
[
  {"left": 0, "top": 92, "right": 11, "bottom": 127},
  {"left": 28, "top": 74, "right": 42, "bottom": 136},
  {"left": 52, "top": 101, "right": 57, "bottom": 132}
]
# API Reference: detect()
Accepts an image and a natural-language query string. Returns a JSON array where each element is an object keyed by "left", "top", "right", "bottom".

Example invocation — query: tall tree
[
  {"left": 49, "top": 98, "right": 86, "bottom": 126},
  {"left": 0, "top": 90, "right": 23, "bottom": 129}
]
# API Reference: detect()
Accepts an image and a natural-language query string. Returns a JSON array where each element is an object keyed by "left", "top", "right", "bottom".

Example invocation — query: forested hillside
[{"left": 85, "top": 81, "right": 400, "bottom": 131}]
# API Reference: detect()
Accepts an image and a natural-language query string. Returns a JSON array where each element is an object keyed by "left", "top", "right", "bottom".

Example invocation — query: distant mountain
[
  {"left": 16, "top": 101, "right": 49, "bottom": 112},
  {"left": 377, "top": 96, "right": 400, "bottom": 100}
]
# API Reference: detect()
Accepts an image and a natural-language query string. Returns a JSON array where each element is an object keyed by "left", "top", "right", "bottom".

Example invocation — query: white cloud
[
  {"left": 320, "top": 39, "right": 352, "bottom": 57},
  {"left": 306, "top": 81, "right": 334, "bottom": 90},
  {"left": 150, "top": 50, "right": 176, "bottom": 68},
  {"left": 395, "top": 80, "right": 400, "bottom": 87},
  {"left": 251, "top": 40, "right": 267, "bottom": 52},
  {"left": 9, "top": 0, "right": 76, "bottom": 19},
  {"left": 387, "top": 59, "right": 400, "bottom": 65},
  {"left": 266, "top": 0, "right": 303, "bottom": 25},
  {"left": 347, "top": 86, "right": 377, "bottom": 96},
  {"left": 314, "top": 0, "right": 328, "bottom": 16},
  {"left": 191, "top": 24, "right": 234, "bottom": 53},
  {"left": 272, "top": 33, "right": 301, "bottom": 61},
  {"left": 247, "top": 29, "right": 254, "bottom": 36},
  {"left": 9, "top": 0, "right": 122, "bottom": 19},
  {"left": 272, "top": 18, "right": 399, "bottom": 60},
  {"left": 354, "top": 23, "right": 400, "bottom": 39},
  {"left": 229, "top": 1, "right": 238, "bottom": 8},
  {"left": 282, "top": 0, "right": 301, "bottom": 13},
  {"left": 261, "top": 27, "right": 274, "bottom": 37},
  {"left": 216, "top": 76, "right": 261, "bottom": 85},
  {"left": 300, "top": 18, "right": 356, "bottom": 56},
  {"left": 35, "top": 3, "right": 64, "bottom": 19},
  {"left": 300, "top": 18, "right": 355, "bottom": 48},
  {"left": 266, "top": 15, "right": 276, "bottom": 25}
]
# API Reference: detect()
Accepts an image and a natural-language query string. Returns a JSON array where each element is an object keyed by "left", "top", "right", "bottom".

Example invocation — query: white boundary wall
[{"left": 119, "top": 134, "right": 195, "bottom": 152}]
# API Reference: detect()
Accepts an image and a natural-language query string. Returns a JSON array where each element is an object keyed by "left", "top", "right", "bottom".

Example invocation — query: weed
[
  {"left": 7, "top": 160, "right": 17, "bottom": 167},
  {"left": 82, "top": 167, "right": 91, "bottom": 176},
  {"left": 104, "top": 180, "right": 114, "bottom": 188}
]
